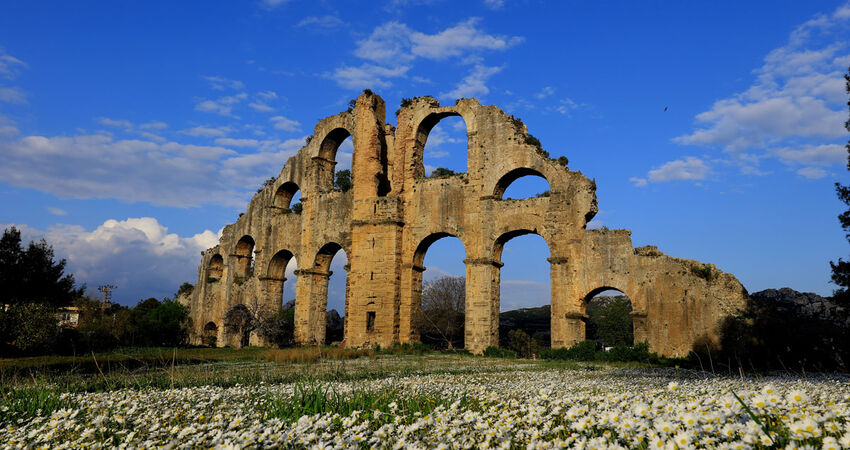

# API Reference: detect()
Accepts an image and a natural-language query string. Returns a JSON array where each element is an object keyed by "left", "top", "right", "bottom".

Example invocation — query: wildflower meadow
[{"left": 1, "top": 351, "right": 849, "bottom": 448}]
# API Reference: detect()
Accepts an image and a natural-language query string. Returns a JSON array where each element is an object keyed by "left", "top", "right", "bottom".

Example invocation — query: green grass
[{"left": 0, "top": 386, "right": 79, "bottom": 425}]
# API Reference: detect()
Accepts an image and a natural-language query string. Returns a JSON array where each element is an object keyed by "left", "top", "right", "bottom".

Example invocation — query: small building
[{"left": 57, "top": 306, "right": 81, "bottom": 328}]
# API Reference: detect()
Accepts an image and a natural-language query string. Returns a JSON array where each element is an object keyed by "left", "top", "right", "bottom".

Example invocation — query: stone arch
[
  {"left": 408, "top": 232, "right": 468, "bottom": 348},
  {"left": 318, "top": 127, "right": 352, "bottom": 162},
  {"left": 580, "top": 286, "right": 639, "bottom": 347},
  {"left": 265, "top": 249, "right": 295, "bottom": 309},
  {"left": 493, "top": 167, "right": 550, "bottom": 199},
  {"left": 413, "top": 111, "right": 469, "bottom": 177},
  {"left": 493, "top": 229, "right": 551, "bottom": 264},
  {"left": 207, "top": 254, "right": 223, "bottom": 281},
  {"left": 234, "top": 235, "right": 255, "bottom": 278},
  {"left": 313, "top": 127, "right": 353, "bottom": 192},
  {"left": 295, "top": 242, "right": 349, "bottom": 345},
  {"left": 203, "top": 321, "right": 218, "bottom": 346},
  {"left": 274, "top": 182, "right": 300, "bottom": 210},
  {"left": 490, "top": 229, "right": 552, "bottom": 347}
]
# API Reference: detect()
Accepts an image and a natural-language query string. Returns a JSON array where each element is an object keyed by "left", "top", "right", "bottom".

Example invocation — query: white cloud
[
  {"left": 215, "top": 137, "right": 260, "bottom": 148},
  {"left": 248, "top": 102, "right": 274, "bottom": 112},
  {"left": 638, "top": 157, "right": 710, "bottom": 183},
  {"left": 98, "top": 117, "right": 134, "bottom": 129},
  {"left": 355, "top": 18, "right": 522, "bottom": 64},
  {"left": 260, "top": 0, "right": 291, "bottom": 9},
  {"left": 203, "top": 75, "right": 246, "bottom": 91},
  {"left": 195, "top": 93, "right": 248, "bottom": 117},
  {"left": 483, "top": 0, "right": 504, "bottom": 9},
  {"left": 441, "top": 64, "right": 502, "bottom": 99},
  {"left": 797, "top": 167, "right": 829, "bottom": 179},
  {"left": 270, "top": 115, "right": 301, "bottom": 132},
  {"left": 331, "top": 63, "right": 410, "bottom": 89},
  {"left": 47, "top": 207, "right": 67, "bottom": 216},
  {"left": 295, "top": 15, "right": 344, "bottom": 29},
  {"left": 0, "top": 114, "right": 19, "bottom": 138},
  {"left": 139, "top": 121, "right": 168, "bottom": 130},
  {"left": 674, "top": 2, "right": 850, "bottom": 178},
  {"left": 180, "top": 125, "right": 231, "bottom": 137},
  {"left": 0, "top": 48, "right": 26, "bottom": 80},
  {"left": 0, "top": 86, "right": 26, "bottom": 104},
  {"left": 0, "top": 132, "right": 298, "bottom": 207},
  {"left": 534, "top": 86, "right": 555, "bottom": 99},
  {"left": 772, "top": 144, "right": 846, "bottom": 166},
  {"left": 8, "top": 218, "right": 218, "bottom": 303}
]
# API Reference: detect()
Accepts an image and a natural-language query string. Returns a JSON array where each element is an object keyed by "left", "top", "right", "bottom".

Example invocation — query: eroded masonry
[{"left": 184, "top": 91, "right": 748, "bottom": 356}]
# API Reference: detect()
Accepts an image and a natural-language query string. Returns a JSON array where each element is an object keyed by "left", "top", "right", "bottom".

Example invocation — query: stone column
[
  {"left": 463, "top": 257, "right": 502, "bottom": 354},
  {"left": 549, "top": 256, "right": 575, "bottom": 348},
  {"left": 631, "top": 310, "right": 648, "bottom": 345},
  {"left": 294, "top": 268, "right": 331, "bottom": 345},
  {"left": 259, "top": 276, "right": 286, "bottom": 312},
  {"left": 398, "top": 263, "right": 425, "bottom": 344}
]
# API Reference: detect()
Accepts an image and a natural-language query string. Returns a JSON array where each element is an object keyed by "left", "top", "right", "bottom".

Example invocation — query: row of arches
[
  {"left": 207, "top": 227, "right": 635, "bottom": 349},
  {"left": 275, "top": 107, "right": 556, "bottom": 202}
]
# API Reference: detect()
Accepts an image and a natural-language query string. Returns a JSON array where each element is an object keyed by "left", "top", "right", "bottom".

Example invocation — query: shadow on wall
[{"left": 693, "top": 288, "right": 850, "bottom": 373}]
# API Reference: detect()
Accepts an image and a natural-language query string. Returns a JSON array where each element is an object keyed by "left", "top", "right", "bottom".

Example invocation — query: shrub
[
  {"left": 483, "top": 346, "right": 517, "bottom": 358},
  {"left": 540, "top": 340, "right": 597, "bottom": 361},
  {"left": 430, "top": 167, "right": 456, "bottom": 178},
  {"left": 506, "top": 329, "right": 541, "bottom": 358}
]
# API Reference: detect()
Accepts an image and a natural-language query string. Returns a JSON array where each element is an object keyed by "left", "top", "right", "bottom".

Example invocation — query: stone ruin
[{"left": 183, "top": 91, "right": 748, "bottom": 357}]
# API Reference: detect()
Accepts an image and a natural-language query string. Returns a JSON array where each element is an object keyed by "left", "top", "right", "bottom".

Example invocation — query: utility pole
[{"left": 97, "top": 284, "right": 117, "bottom": 308}]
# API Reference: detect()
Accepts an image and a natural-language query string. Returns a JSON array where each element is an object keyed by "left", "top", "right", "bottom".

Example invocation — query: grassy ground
[{"left": 2, "top": 348, "right": 848, "bottom": 447}]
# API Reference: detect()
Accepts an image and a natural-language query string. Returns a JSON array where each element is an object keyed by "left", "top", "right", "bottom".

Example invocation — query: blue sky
[{"left": 0, "top": 1, "right": 848, "bottom": 310}]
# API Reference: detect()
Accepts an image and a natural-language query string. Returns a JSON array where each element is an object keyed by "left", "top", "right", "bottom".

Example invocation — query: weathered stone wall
[{"left": 185, "top": 91, "right": 748, "bottom": 357}]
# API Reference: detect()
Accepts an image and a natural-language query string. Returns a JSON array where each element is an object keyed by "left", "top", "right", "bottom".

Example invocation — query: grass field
[{"left": 1, "top": 347, "right": 849, "bottom": 448}]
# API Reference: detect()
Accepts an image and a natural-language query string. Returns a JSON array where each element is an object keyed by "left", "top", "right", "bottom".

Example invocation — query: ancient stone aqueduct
[{"left": 184, "top": 91, "right": 748, "bottom": 357}]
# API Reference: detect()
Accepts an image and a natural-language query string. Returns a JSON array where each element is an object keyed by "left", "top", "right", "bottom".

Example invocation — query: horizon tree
[{"left": 830, "top": 67, "right": 850, "bottom": 303}]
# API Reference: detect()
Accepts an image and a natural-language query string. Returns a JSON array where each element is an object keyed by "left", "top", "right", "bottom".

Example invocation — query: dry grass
[{"left": 263, "top": 347, "right": 373, "bottom": 364}]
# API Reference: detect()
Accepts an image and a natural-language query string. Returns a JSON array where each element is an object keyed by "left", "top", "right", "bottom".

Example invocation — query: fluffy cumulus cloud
[
  {"left": 0, "top": 47, "right": 26, "bottom": 80},
  {"left": 631, "top": 157, "right": 710, "bottom": 186},
  {"left": 331, "top": 18, "right": 520, "bottom": 92},
  {"left": 441, "top": 64, "right": 503, "bottom": 99},
  {"left": 7, "top": 218, "right": 219, "bottom": 304},
  {"left": 0, "top": 129, "right": 307, "bottom": 208},
  {"left": 670, "top": 3, "right": 850, "bottom": 180}
]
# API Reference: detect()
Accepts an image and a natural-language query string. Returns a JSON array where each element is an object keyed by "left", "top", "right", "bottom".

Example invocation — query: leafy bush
[
  {"left": 505, "top": 329, "right": 541, "bottom": 358},
  {"left": 334, "top": 169, "right": 352, "bottom": 192},
  {"left": 430, "top": 167, "right": 456, "bottom": 178},
  {"left": 483, "top": 346, "right": 517, "bottom": 358},
  {"left": 540, "top": 340, "right": 597, "bottom": 361}
]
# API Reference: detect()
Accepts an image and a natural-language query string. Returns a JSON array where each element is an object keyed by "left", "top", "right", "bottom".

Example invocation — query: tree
[
  {"left": 257, "top": 308, "right": 295, "bottom": 347},
  {"left": 334, "top": 169, "right": 352, "bottom": 192},
  {"left": 586, "top": 296, "right": 633, "bottom": 347},
  {"left": 224, "top": 304, "right": 256, "bottom": 347},
  {"left": 417, "top": 276, "right": 465, "bottom": 348},
  {"left": 0, "top": 227, "right": 82, "bottom": 307},
  {"left": 175, "top": 282, "right": 194, "bottom": 299},
  {"left": 430, "top": 168, "right": 455, "bottom": 178},
  {"left": 830, "top": 66, "right": 850, "bottom": 303}
]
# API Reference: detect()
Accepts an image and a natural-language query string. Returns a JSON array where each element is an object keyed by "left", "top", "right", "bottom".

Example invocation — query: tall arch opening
[
  {"left": 274, "top": 182, "right": 302, "bottom": 213},
  {"left": 583, "top": 287, "right": 634, "bottom": 348},
  {"left": 234, "top": 236, "right": 255, "bottom": 279},
  {"left": 494, "top": 168, "right": 551, "bottom": 200},
  {"left": 267, "top": 249, "right": 294, "bottom": 306},
  {"left": 412, "top": 233, "right": 467, "bottom": 349},
  {"left": 494, "top": 231, "right": 551, "bottom": 353},
  {"left": 312, "top": 242, "right": 348, "bottom": 345},
  {"left": 317, "top": 128, "right": 353, "bottom": 192},
  {"left": 415, "top": 113, "right": 468, "bottom": 177},
  {"left": 207, "top": 254, "right": 223, "bottom": 282},
  {"left": 203, "top": 321, "right": 218, "bottom": 347}
]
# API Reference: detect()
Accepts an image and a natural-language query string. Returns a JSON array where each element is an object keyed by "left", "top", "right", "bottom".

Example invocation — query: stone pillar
[
  {"left": 464, "top": 257, "right": 502, "bottom": 354},
  {"left": 259, "top": 276, "right": 286, "bottom": 312},
  {"left": 398, "top": 263, "right": 426, "bottom": 344},
  {"left": 549, "top": 256, "right": 575, "bottom": 348},
  {"left": 631, "top": 310, "right": 648, "bottom": 345},
  {"left": 294, "top": 268, "right": 331, "bottom": 345}
]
